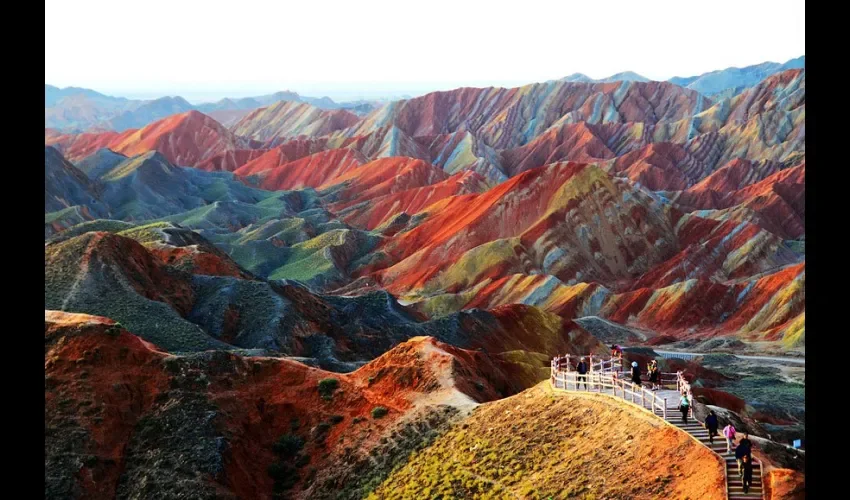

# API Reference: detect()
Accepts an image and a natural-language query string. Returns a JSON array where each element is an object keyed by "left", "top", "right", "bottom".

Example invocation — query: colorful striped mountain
[
  {"left": 44, "top": 61, "right": 806, "bottom": 500},
  {"left": 45, "top": 68, "right": 805, "bottom": 356}
]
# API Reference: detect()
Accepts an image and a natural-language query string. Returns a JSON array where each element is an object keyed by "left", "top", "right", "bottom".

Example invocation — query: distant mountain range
[
  {"left": 669, "top": 55, "right": 804, "bottom": 97},
  {"left": 560, "top": 71, "right": 650, "bottom": 83},
  {"left": 44, "top": 86, "right": 383, "bottom": 132},
  {"left": 558, "top": 56, "right": 804, "bottom": 99},
  {"left": 47, "top": 56, "right": 803, "bottom": 134},
  {"left": 46, "top": 69, "right": 805, "bottom": 352}
]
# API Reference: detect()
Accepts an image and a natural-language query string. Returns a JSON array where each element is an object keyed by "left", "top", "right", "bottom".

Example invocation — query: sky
[{"left": 45, "top": 0, "right": 805, "bottom": 103}]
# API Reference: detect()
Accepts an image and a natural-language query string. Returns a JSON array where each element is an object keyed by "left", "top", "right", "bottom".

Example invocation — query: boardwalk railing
[
  {"left": 551, "top": 353, "right": 624, "bottom": 373},
  {"left": 552, "top": 355, "right": 678, "bottom": 387},
  {"left": 550, "top": 365, "right": 669, "bottom": 420}
]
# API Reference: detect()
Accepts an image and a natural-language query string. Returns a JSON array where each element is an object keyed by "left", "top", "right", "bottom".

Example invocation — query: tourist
[
  {"left": 741, "top": 455, "right": 754, "bottom": 494},
  {"left": 678, "top": 391, "right": 691, "bottom": 424},
  {"left": 648, "top": 360, "right": 660, "bottom": 390},
  {"left": 611, "top": 344, "right": 623, "bottom": 358},
  {"left": 630, "top": 361, "right": 641, "bottom": 387},
  {"left": 738, "top": 432, "right": 752, "bottom": 452},
  {"left": 723, "top": 423, "right": 737, "bottom": 453},
  {"left": 704, "top": 410, "right": 719, "bottom": 444},
  {"left": 736, "top": 433, "right": 753, "bottom": 476},
  {"left": 576, "top": 357, "right": 589, "bottom": 390}
]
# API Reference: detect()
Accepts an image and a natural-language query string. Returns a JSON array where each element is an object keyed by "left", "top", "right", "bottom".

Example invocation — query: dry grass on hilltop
[{"left": 369, "top": 383, "right": 725, "bottom": 500}]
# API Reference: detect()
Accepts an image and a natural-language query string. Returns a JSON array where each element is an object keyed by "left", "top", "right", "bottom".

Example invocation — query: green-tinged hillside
[{"left": 44, "top": 232, "right": 228, "bottom": 352}]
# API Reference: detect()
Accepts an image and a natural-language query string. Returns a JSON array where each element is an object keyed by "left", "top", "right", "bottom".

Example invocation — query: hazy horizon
[
  {"left": 46, "top": 53, "right": 804, "bottom": 105},
  {"left": 46, "top": 0, "right": 804, "bottom": 104}
]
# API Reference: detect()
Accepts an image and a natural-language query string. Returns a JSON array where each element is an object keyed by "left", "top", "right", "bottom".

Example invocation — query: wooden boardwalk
[{"left": 550, "top": 355, "right": 763, "bottom": 499}]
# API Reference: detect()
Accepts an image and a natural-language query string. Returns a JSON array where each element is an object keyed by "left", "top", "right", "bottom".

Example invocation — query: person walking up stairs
[{"left": 661, "top": 399, "right": 762, "bottom": 499}]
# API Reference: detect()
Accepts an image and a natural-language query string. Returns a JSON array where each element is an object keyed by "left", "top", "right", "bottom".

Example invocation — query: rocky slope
[
  {"left": 44, "top": 313, "right": 572, "bottom": 499},
  {"left": 44, "top": 223, "right": 603, "bottom": 366}
]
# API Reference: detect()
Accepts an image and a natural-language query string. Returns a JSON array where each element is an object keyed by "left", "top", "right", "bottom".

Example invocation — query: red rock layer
[
  {"left": 321, "top": 157, "right": 450, "bottom": 205},
  {"left": 605, "top": 142, "right": 705, "bottom": 191},
  {"left": 501, "top": 122, "right": 621, "bottom": 176},
  {"left": 45, "top": 130, "right": 132, "bottom": 163},
  {"left": 195, "top": 148, "right": 272, "bottom": 172},
  {"left": 673, "top": 163, "right": 805, "bottom": 239},
  {"left": 45, "top": 312, "right": 170, "bottom": 499},
  {"left": 600, "top": 263, "right": 804, "bottom": 341},
  {"left": 46, "top": 111, "right": 257, "bottom": 167},
  {"left": 108, "top": 111, "right": 255, "bottom": 166},
  {"left": 254, "top": 149, "right": 367, "bottom": 191},
  {"left": 232, "top": 138, "right": 330, "bottom": 176},
  {"left": 334, "top": 170, "right": 488, "bottom": 230},
  {"left": 369, "top": 162, "right": 678, "bottom": 293}
]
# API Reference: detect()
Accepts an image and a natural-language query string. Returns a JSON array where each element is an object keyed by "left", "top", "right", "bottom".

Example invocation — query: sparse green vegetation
[
  {"left": 318, "top": 378, "right": 339, "bottom": 401},
  {"left": 308, "top": 405, "right": 460, "bottom": 499},
  {"left": 313, "top": 422, "right": 332, "bottom": 446},
  {"left": 267, "top": 462, "right": 299, "bottom": 494},
  {"left": 268, "top": 433, "right": 306, "bottom": 495},
  {"left": 294, "top": 454, "right": 310, "bottom": 468},
  {"left": 116, "top": 222, "right": 174, "bottom": 244},
  {"left": 272, "top": 434, "right": 304, "bottom": 458},
  {"left": 371, "top": 407, "right": 388, "bottom": 419}
]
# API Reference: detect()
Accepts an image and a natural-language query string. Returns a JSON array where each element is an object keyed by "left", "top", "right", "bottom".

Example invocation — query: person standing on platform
[
  {"left": 576, "top": 357, "right": 589, "bottom": 390},
  {"left": 630, "top": 361, "right": 642, "bottom": 387}
]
